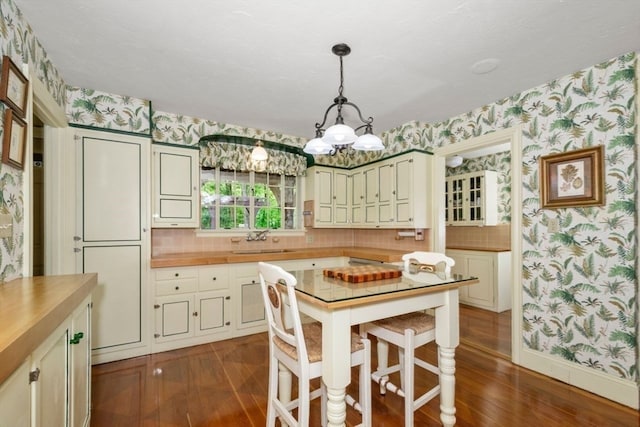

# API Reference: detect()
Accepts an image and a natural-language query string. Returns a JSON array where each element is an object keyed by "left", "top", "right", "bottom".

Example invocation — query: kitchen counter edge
[
  {"left": 151, "top": 247, "right": 406, "bottom": 268},
  {"left": 0, "top": 273, "right": 98, "bottom": 385}
]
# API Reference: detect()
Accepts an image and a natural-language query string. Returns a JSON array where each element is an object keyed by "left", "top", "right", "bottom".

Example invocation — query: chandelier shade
[
  {"left": 303, "top": 43, "right": 384, "bottom": 156},
  {"left": 250, "top": 140, "right": 268, "bottom": 161}
]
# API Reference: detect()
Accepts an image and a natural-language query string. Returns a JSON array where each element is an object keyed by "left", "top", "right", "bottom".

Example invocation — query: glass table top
[{"left": 289, "top": 267, "right": 477, "bottom": 304}]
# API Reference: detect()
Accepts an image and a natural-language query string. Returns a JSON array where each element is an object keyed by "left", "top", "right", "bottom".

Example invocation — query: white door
[{"left": 75, "top": 129, "right": 150, "bottom": 363}]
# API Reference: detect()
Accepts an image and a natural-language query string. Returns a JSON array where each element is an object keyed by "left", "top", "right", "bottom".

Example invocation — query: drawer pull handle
[
  {"left": 175, "top": 286, "right": 180, "bottom": 290},
  {"left": 212, "top": 277, "right": 217, "bottom": 281},
  {"left": 174, "top": 273, "right": 179, "bottom": 277}
]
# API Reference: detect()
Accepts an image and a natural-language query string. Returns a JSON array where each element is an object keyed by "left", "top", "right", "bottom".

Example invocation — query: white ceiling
[{"left": 14, "top": 0, "right": 640, "bottom": 140}]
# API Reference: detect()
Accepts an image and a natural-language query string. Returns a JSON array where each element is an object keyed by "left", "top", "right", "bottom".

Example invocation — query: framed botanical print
[
  {"left": 539, "top": 146, "right": 605, "bottom": 209},
  {"left": 0, "top": 56, "right": 28, "bottom": 118},
  {"left": 2, "top": 109, "right": 27, "bottom": 169}
]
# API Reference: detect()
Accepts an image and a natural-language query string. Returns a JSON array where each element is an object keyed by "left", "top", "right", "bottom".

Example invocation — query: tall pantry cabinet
[{"left": 73, "top": 129, "right": 150, "bottom": 364}]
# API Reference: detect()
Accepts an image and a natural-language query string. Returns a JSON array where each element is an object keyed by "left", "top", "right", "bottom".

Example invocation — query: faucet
[{"left": 246, "top": 229, "right": 269, "bottom": 241}]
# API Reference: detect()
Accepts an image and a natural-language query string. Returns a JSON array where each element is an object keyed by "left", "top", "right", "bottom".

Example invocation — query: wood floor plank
[{"left": 91, "top": 311, "right": 638, "bottom": 427}]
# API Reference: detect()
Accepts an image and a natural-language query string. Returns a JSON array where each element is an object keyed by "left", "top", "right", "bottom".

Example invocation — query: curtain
[{"left": 200, "top": 140, "right": 307, "bottom": 176}]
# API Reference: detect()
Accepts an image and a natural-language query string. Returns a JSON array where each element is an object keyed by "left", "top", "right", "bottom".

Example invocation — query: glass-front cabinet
[{"left": 445, "top": 170, "right": 498, "bottom": 226}]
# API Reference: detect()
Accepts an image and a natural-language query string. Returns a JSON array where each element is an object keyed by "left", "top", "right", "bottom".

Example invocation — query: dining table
[{"left": 281, "top": 265, "right": 478, "bottom": 427}]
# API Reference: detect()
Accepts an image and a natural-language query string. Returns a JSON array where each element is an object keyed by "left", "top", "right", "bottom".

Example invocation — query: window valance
[{"left": 200, "top": 136, "right": 308, "bottom": 176}]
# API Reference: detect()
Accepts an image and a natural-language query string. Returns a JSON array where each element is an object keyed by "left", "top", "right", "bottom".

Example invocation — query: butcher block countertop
[
  {"left": 0, "top": 273, "right": 98, "bottom": 384},
  {"left": 151, "top": 246, "right": 406, "bottom": 268},
  {"left": 446, "top": 246, "right": 511, "bottom": 252}
]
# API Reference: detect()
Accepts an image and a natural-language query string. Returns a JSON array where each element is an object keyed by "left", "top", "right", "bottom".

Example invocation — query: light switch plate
[
  {"left": 0, "top": 214, "right": 12, "bottom": 238},
  {"left": 547, "top": 217, "right": 559, "bottom": 233}
]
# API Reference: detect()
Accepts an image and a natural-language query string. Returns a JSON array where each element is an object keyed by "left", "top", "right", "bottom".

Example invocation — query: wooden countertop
[
  {"left": 446, "top": 246, "right": 511, "bottom": 252},
  {"left": 0, "top": 273, "right": 98, "bottom": 384},
  {"left": 151, "top": 246, "right": 406, "bottom": 268}
]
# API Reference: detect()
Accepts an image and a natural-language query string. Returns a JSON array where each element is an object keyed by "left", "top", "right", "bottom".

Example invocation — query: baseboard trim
[{"left": 519, "top": 347, "right": 639, "bottom": 409}]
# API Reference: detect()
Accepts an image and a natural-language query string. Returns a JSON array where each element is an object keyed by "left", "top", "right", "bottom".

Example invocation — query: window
[{"left": 201, "top": 167, "right": 299, "bottom": 230}]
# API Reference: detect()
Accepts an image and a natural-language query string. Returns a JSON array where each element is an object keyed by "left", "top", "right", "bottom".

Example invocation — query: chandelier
[{"left": 303, "top": 43, "right": 384, "bottom": 156}]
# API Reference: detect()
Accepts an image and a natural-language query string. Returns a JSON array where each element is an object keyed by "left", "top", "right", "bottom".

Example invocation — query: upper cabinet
[
  {"left": 152, "top": 144, "right": 200, "bottom": 228},
  {"left": 445, "top": 170, "right": 498, "bottom": 226},
  {"left": 306, "top": 151, "right": 433, "bottom": 229}
]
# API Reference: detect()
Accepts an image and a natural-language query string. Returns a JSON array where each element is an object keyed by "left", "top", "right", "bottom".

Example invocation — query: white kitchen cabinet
[
  {"left": 305, "top": 166, "right": 350, "bottom": 227},
  {"left": 306, "top": 150, "right": 433, "bottom": 229},
  {"left": 0, "top": 358, "right": 31, "bottom": 427},
  {"left": 152, "top": 267, "right": 231, "bottom": 352},
  {"left": 30, "top": 296, "right": 92, "bottom": 427},
  {"left": 152, "top": 143, "right": 200, "bottom": 228},
  {"left": 369, "top": 151, "right": 432, "bottom": 229},
  {"left": 69, "top": 299, "right": 91, "bottom": 427},
  {"left": 231, "top": 263, "right": 267, "bottom": 336},
  {"left": 446, "top": 249, "right": 511, "bottom": 312},
  {"left": 75, "top": 129, "right": 150, "bottom": 364},
  {"left": 349, "top": 170, "right": 364, "bottom": 226},
  {"left": 445, "top": 170, "right": 498, "bottom": 226}
]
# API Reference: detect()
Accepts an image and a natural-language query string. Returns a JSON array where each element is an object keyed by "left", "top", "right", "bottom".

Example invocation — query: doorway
[{"left": 433, "top": 126, "right": 523, "bottom": 362}]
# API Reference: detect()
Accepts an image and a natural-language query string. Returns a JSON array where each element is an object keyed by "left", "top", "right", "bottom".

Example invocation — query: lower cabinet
[
  {"left": 446, "top": 249, "right": 512, "bottom": 313},
  {"left": 153, "top": 266, "right": 231, "bottom": 353},
  {"left": 0, "top": 296, "right": 92, "bottom": 427},
  {"left": 150, "top": 257, "right": 349, "bottom": 352}
]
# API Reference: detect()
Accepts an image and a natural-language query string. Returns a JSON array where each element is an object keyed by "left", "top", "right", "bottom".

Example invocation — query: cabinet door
[
  {"left": 350, "top": 170, "right": 364, "bottom": 225},
  {"left": 377, "top": 162, "right": 394, "bottom": 223},
  {"left": 314, "top": 168, "right": 333, "bottom": 225},
  {"left": 154, "top": 295, "right": 193, "bottom": 342},
  {"left": 363, "top": 166, "right": 378, "bottom": 224},
  {"left": 152, "top": 144, "right": 199, "bottom": 228},
  {"left": 333, "top": 170, "right": 349, "bottom": 225},
  {"left": 465, "top": 255, "right": 494, "bottom": 308},
  {"left": 394, "top": 156, "right": 413, "bottom": 224},
  {"left": 32, "top": 325, "right": 69, "bottom": 427},
  {"left": 238, "top": 278, "right": 266, "bottom": 330},
  {"left": 196, "top": 291, "right": 231, "bottom": 336},
  {"left": 70, "top": 301, "right": 91, "bottom": 427},
  {"left": 447, "top": 176, "right": 466, "bottom": 225},
  {"left": 0, "top": 359, "right": 31, "bottom": 427},
  {"left": 75, "top": 129, "right": 149, "bottom": 364}
]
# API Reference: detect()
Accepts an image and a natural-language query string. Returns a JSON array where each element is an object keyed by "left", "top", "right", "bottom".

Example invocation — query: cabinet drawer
[
  {"left": 198, "top": 266, "right": 230, "bottom": 291},
  {"left": 155, "top": 268, "right": 197, "bottom": 281},
  {"left": 156, "top": 278, "right": 197, "bottom": 296}
]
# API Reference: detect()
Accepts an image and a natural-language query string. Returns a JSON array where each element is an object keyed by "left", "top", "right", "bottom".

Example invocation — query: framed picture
[
  {"left": 2, "top": 109, "right": 27, "bottom": 169},
  {"left": 539, "top": 145, "right": 605, "bottom": 209},
  {"left": 0, "top": 55, "right": 28, "bottom": 118}
]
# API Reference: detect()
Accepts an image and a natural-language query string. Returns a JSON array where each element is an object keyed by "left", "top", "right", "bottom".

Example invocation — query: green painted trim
[
  {"left": 152, "top": 141, "right": 200, "bottom": 151},
  {"left": 70, "top": 123, "right": 152, "bottom": 138},
  {"left": 199, "top": 134, "right": 316, "bottom": 166}
]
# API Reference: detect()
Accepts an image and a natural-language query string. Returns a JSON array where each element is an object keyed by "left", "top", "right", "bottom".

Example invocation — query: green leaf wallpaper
[
  {"left": 0, "top": 0, "right": 637, "bottom": 388},
  {"left": 418, "top": 53, "right": 637, "bottom": 379},
  {"left": 0, "top": 0, "right": 66, "bottom": 283}
]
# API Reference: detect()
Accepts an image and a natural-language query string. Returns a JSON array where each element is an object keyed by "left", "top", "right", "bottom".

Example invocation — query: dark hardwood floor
[
  {"left": 459, "top": 304, "right": 511, "bottom": 359},
  {"left": 90, "top": 308, "right": 638, "bottom": 427}
]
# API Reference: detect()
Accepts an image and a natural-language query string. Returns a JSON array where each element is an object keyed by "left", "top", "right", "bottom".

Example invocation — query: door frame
[
  {"left": 431, "top": 126, "right": 523, "bottom": 364},
  {"left": 29, "top": 75, "right": 70, "bottom": 276}
]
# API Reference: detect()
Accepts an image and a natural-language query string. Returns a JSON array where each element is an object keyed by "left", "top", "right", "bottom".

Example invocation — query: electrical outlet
[
  {"left": 547, "top": 217, "right": 560, "bottom": 233},
  {"left": 306, "top": 234, "right": 314, "bottom": 244}
]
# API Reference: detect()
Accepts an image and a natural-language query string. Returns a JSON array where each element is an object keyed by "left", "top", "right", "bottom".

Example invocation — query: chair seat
[
  {"left": 371, "top": 312, "right": 435, "bottom": 335},
  {"left": 274, "top": 322, "right": 365, "bottom": 363}
]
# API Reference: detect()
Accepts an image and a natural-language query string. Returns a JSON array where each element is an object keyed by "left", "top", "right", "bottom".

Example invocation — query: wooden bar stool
[
  {"left": 258, "top": 262, "right": 372, "bottom": 427},
  {"left": 360, "top": 251, "right": 455, "bottom": 427}
]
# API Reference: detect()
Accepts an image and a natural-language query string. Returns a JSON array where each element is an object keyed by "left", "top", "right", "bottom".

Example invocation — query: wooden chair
[
  {"left": 258, "top": 262, "right": 371, "bottom": 427},
  {"left": 360, "top": 251, "right": 455, "bottom": 427}
]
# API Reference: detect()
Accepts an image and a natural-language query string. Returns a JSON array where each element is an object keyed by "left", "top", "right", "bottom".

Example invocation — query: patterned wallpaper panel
[
  {"left": 66, "top": 86, "right": 151, "bottom": 134},
  {"left": 417, "top": 53, "right": 638, "bottom": 380},
  {"left": 2, "top": 0, "right": 638, "bottom": 386},
  {"left": 0, "top": 0, "right": 67, "bottom": 282},
  {"left": 446, "top": 151, "right": 512, "bottom": 223}
]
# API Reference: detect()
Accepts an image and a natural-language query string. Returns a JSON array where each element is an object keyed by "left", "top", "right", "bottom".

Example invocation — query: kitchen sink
[{"left": 231, "top": 249, "right": 294, "bottom": 254}]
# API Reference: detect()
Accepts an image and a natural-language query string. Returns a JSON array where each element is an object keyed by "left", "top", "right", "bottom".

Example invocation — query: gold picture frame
[
  {"left": 539, "top": 146, "right": 605, "bottom": 209},
  {"left": 2, "top": 109, "right": 27, "bottom": 170},
  {"left": 0, "top": 55, "right": 28, "bottom": 118}
]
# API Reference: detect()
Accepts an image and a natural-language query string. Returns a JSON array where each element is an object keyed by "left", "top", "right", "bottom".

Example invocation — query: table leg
[
  {"left": 438, "top": 346, "right": 456, "bottom": 427},
  {"left": 322, "top": 309, "right": 350, "bottom": 427},
  {"left": 435, "top": 289, "right": 459, "bottom": 427}
]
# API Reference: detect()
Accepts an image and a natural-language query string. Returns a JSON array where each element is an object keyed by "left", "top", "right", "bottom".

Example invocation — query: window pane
[{"left": 200, "top": 167, "right": 297, "bottom": 231}]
